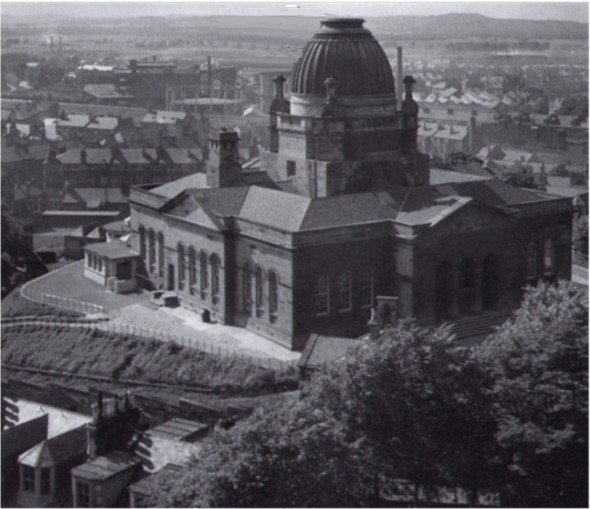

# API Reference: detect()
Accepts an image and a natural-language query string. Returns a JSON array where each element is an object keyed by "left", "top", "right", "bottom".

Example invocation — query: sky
[{"left": 2, "top": 1, "right": 589, "bottom": 22}]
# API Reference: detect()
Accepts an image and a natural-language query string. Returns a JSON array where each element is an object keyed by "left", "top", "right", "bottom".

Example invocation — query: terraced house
[{"left": 126, "top": 18, "right": 573, "bottom": 351}]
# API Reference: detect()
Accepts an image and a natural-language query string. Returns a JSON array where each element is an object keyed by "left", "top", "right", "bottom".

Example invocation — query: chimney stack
[{"left": 397, "top": 46, "right": 403, "bottom": 110}]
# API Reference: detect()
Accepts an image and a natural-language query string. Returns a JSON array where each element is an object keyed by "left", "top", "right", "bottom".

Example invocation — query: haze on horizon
[{"left": 2, "top": 1, "right": 588, "bottom": 22}]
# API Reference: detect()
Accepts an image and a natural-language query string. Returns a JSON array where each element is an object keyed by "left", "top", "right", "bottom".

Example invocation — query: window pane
[
  {"left": 269, "top": 272, "right": 278, "bottom": 315},
  {"left": 338, "top": 272, "right": 351, "bottom": 311},
  {"left": 40, "top": 468, "right": 51, "bottom": 495},
  {"left": 315, "top": 275, "right": 329, "bottom": 315},
  {"left": 544, "top": 240, "right": 554, "bottom": 273},
  {"left": 242, "top": 264, "right": 251, "bottom": 313},
  {"left": 361, "top": 268, "right": 374, "bottom": 307},
  {"left": 76, "top": 481, "right": 90, "bottom": 507},
  {"left": 22, "top": 465, "right": 35, "bottom": 493}
]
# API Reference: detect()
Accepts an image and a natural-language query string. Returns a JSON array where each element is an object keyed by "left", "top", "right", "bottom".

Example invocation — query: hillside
[{"left": 3, "top": 13, "right": 587, "bottom": 41}]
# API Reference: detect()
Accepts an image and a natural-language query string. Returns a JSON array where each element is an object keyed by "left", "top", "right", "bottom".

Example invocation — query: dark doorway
[
  {"left": 435, "top": 262, "right": 454, "bottom": 321},
  {"left": 459, "top": 258, "right": 476, "bottom": 315},
  {"left": 381, "top": 304, "right": 393, "bottom": 326},
  {"left": 482, "top": 254, "right": 499, "bottom": 309},
  {"left": 167, "top": 264, "right": 175, "bottom": 291}
]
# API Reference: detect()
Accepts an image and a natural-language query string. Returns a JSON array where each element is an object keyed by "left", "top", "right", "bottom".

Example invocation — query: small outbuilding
[{"left": 83, "top": 241, "right": 140, "bottom": 294}]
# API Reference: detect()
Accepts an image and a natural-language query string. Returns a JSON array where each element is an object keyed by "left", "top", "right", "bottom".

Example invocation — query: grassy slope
[
  {"left": 1, "top": 290, "right": 83, "bottom": 319},
  {"left": 1, "top": 324, "right": 298, "bottom": 394}
]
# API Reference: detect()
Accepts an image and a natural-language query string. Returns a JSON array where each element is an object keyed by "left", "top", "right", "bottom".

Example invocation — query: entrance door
[{"left": 167, "top": 264, "right": 175, "bottom": 291}]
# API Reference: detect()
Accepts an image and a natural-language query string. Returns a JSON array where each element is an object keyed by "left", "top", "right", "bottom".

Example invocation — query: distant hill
[
  {"left": 368, "top": 13, "right": 588, "bottom": 40},
  {"left": 2, "top": 12, "right": 588, "bottom": 41}
]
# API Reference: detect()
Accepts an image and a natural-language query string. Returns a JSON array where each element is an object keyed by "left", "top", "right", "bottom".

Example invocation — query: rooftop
[
  {"left": 84, "top": 241, "right": 139, "bottom": 260},
  {"left": 147, "top": 418, "right": 209, "bottom": 442},
  {"left": 71, "top": 450, "right": 141, "bottom": 481}
]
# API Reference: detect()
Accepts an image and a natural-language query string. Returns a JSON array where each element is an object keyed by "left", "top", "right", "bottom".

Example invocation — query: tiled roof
[
  {"left": 147, "top": 418, "right": 209, "bottom": 442},
  {"left": 429, "top": 169, "right": 491, "bottom": 185},
  {"left": 19, "top": 425, "right": 86, "bottom": 468},
  {"left": 239, "top": 186, "right": 311, "bottom": 231},
  {"left": 152, "top": 173, "right": 209, "bottom": 198},
  {"left": 141, "top": 110, "right": 187, "bottom": 124},
  {"left": 1, "top": 415, "right": 48, "bottom": 461},
  {"left": 72, "top": 450, "right": 141, "bottom": 481},
  {"left": 63, "top": 187, "right": 126, "bottom": 205}
]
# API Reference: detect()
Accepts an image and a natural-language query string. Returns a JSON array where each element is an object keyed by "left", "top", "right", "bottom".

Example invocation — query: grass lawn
[
  {"left": 1, "top": 289, "right": 84, "bottom": 319},
  {"left": 1, "top": 324, "right": 298, "bottom": 395}
]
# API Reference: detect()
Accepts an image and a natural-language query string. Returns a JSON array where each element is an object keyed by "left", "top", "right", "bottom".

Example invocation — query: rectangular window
[
  {"left": 361, "top": 269, "right": 374, "bottom": 308},
  {"left": 286, "top": 160, "right": 296, "bottom": 177},
  {"left": 338, "top": 272, "right": 352, "bottom": 312},
  {"left": 40, "top": 467, "right": 51, "bottom": 495},
  {"left": 21, "top": 465, "right": 35, "bottom": 493},
  {"left": 76, "top": 481, "right": 90, "bottom": 507},
  {"left": 526, "top": 243, "right": 537, "bottom": 280},
  {"left": 315, "top": 275, "right": 330, "bottom": 316},
  {"left": 544, "top": 239, "right": 554, "bottom": 275}
]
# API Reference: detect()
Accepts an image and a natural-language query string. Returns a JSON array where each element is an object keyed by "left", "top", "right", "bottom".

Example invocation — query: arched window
[
  {"left": 200, "top": 251, "right": 208, "bottom": 297},
  {"left": 268, "top": 270, "right": 278, "bottom": 319},
  {"left": 255, "top": 267, "right": 264, "bottom": 316},
  {"left": 242, "top": 263, "right": 251, "bottom": 314},
  {"left": 148, "top": 229, "right": 156, "bottom": 272},
  {"left": 361, "top": 268, "right": 375, "bottom": 308},
  {"left": 315, "top": 275, "right": 330, "bottom": 316},
  {"left": 157, "top": 232, "right": 165, "bottom": 277},
  {"left": 138, "top": 225, "right": 146, "bottom": 261},
  {"left": 188, "top": 247, "right": 197, "bottom": 295},
  {"left": 338, "top": 271, "right": 352, "bottom": 312},
  {"left": 177, "top": 243, "right": 185, "bottom": 290},
  {"left": 526, "top": 241, "right": 537, "bottom": 279},
  {"left": 543, "top": 239, "right": 554, "bottom": 275},
  {"left": 211, "top": 254, "right": 220, "bottom": 303}
]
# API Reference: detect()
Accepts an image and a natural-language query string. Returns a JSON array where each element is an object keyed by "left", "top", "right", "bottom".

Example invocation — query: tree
[
  {"left": 148, "top": 400, "right": 373, "bottom": 508},
  {"left": 477, "top": 281, "right": 588, "bottom": 507},
  {"left": 306, "top": 321, "right": 499, "bottom": 506},
  {"left": 498, "top": 162, "right": 547, "bottom": 191}
]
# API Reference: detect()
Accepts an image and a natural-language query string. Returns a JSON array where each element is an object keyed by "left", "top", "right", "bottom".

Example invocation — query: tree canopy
[{"left": 147, "top": 282, "right": 587, "bottom": 508}]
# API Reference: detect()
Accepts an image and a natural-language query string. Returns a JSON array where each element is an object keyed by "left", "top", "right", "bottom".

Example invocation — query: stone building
[{"left": 127, "top": 18, "right": 573, "bottom": 351}]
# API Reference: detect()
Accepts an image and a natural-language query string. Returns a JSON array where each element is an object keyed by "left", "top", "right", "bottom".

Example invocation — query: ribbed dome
[{"left": 291, "top": 18, "right": 395, "bottom": 97}]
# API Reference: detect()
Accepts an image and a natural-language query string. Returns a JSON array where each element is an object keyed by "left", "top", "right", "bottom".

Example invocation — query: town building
[{"left": 117, "top": 18, "right": 574, "bottom": 351}]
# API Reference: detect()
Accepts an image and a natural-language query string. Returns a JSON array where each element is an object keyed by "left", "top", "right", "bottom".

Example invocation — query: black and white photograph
[{"left": 0, "top": 1, "right": 588, "bottom": 507}]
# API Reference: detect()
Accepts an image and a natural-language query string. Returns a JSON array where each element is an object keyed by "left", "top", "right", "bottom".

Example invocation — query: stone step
[{"left": 451, "top": 312, "right": 508, "bottom": 339}]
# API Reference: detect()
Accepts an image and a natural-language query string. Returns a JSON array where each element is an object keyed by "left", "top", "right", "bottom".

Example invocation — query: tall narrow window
[
  {"left": 76, "top": 481, "right": 90, "bottom": 507},
  {"left": 148, "top": 229, "right": 155, "bottom": 272},
  {"left": 138, "top": 225, "right": 146, "bottom": 261},
  {"left": 157, "top": 232, "right": 165, "bottom": 277},
  {"left": 211, "top": 254, "right": 220, "bottom": 303},
  {"left": 338, "top": 271, "right": 352, "bottom": 312},
  {"left": 188, "top": 247, "right": 197, "bottom": 294},
  {"left": 269, "top": 270, "right": 278, "bottom": 319},
  {"left": 21, "top": 465, "right": 35, "bottom": 493},
  {"left": 242, "top": 263, "right": 251, "bottom": 314},
  {"left": 315, "top": 275, "right": 330, "bottom": 316},
  {"left": 40, "top": 467, "right": 51, "bottom": 495},
  {"left": 200, "top": 251, "right": 208, "bottom": 297},
  {"left": 526, "top": 241, "right": 537, "bottom": 279},
  {"left": 544, "top": 239, "right": 554, "bottom": 275},
  {"left": 255, "top": 267, "right": 264, "bottom": 316},
  {"left": 361, "top": 268, "right": 375, "bottom": 308},
  {"left": 177, "top": 243, "right": 185, "bottom": 290}
]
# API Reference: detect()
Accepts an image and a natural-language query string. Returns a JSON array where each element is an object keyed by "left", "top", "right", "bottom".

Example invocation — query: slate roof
[
  {"left": 18, "top": 425, "right": 86, "bottom": 468},
  {"left": 72, "top": 450, "right": 141, "bottom": 481},
  {"left": 84, "top": 241, "right": 139, "bottom": 260},
  {"left": 147, "top": 418, "right": 209, "bottom": 442},
  {"left": 54, "top": 148, "right": 199, "bottom": 166},
  {"left": 141, "top": 110, "right": 187, "bottom": 124},
  {"left": 63, "top": 187, "right": 126, "bottom": 205},
  {"left": 152, "top": 173, "right": 209, "bottom": 198},
  {"left": 2, "top": 415, "right": 48, "bottom": 461},
  {"left": 429, "top": 169, "right": 491, "bottom": 185}
]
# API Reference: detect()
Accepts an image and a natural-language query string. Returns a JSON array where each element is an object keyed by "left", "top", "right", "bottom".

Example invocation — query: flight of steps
[{"left": 450, "top": 311, "right": 508, "bottom": 340}]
